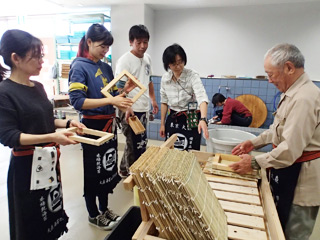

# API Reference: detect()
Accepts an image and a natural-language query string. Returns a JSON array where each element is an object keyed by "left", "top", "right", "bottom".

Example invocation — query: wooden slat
[
  {"left": 260, "top": 169, "right": 286, "bottom": 240},
  {"left": 213, "top": 190, "right": 261, "bottom": 205},
  {"left": 209, "top": 182, "right": 259, "bottom": 196},
  {"left": 101, "top": 69, "right": 147, "bottom": 103},
  {"left": 67, "top": 127, "right": 114, "bottom": 146},
  {"left": 128, "top": 116, "right": 145, "bottom": 135},
  {"left": 144, "top": 235, "right": 166, "bottom": 240},
  {"left": 228, "top": 225, "right": 268, "bottom": 240},
  {"left": 219, "top": 200, "right": 264, "bottom": 217},
  {"left": 205, "top": 174, "right": 258, "bottom": 188},
  {"left": 123, "top": 175, "right": 135, "bottom": 191},
  {"left": 225, "top": 212, "right": 265, "bottom": 231},
  {"left": 132, "top": 220, "right": 154, "bottom": 240},
  {"left": 190, "top": 150, "right": 215, "bottom": 160},
  {"left": 160, "top": 134, "right": 177, "bottom": 149}
]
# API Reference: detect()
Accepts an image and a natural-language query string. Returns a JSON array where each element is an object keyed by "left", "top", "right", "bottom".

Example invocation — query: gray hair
[{"left": 264, "top": 43, "right": 305, "bottom": 68}]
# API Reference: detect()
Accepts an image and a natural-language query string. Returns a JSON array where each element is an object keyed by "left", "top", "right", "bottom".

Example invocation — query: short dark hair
[
  {"left": 78, "top": 24, "right": 113, "bottom": 57},
  {"left": 129, "top": 25, "right": 150, "bottom": 42},
  {"left": 162, "top": 44, "right": 187, "bottom": 71},
  {"left": 212, "top": 93, "right": 226, "bottom": 107},
  {"left": 0, "top": 29, "right": 42, "bottom": 82}
]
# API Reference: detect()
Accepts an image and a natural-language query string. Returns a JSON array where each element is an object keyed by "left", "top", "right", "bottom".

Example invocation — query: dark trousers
[
  {"left": 85, "top": 193, "right": 108, "bottom": 218},
  {"left": 230, "top": 112, "right": 252, "bottom": 127},
  {"left": 119, "top": 111, "right": 148, "bottom": 172}
]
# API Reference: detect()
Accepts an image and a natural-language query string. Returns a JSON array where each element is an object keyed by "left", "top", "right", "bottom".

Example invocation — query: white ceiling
[{"left": 1, "top": 0, "right": 319, "bottom": 17}]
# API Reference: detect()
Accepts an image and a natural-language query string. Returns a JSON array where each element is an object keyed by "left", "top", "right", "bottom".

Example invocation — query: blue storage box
[
  {"left": 59, "top": 50, "right": 70, "bottom": 60},
  {"left": 56, "top": 35, "right": 69, "bottom": 44},
  {"left": 69, "top": 36, "right": 82, "bottom": 44},
  {"left": 70, "top": 51, "right": 77, "bottom": 59},
  {"left": 73, "top": 31, "right": 86, "bottom": 38}
]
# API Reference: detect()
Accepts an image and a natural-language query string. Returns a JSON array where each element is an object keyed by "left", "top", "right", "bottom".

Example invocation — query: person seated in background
[{"left": 211, "top": 93, "right": 252, "bottom": 126}]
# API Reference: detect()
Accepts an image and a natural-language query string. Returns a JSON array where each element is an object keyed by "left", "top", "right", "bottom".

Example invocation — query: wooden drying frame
[
  {"left": 123, "top": 134, "right": 177, "bottom": 240},
  {"left": 211, "top": 153, "right": 259, "bottom": 176},
  {"left": 66, "top": 127, "right": 114, "bottom": 146},
  {"left": 123, "top": 135, "right": 285, "bottom": 240},
  {"left": 128, "top": 115, "right": 145, "bottom": 135},
  {"left": 101, "top": 69, "right": 147, "bottom": 103}
]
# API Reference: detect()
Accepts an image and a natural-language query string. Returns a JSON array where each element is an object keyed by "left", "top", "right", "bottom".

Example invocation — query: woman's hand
[
  {"left": 232, "top": 140, "right": 254, "bottom": 155},
  {"left": 113, "top": 93, "right": 133, "bottom": 110},
  {"left": 69, "top": 120, "right": 86, "bottom": 135},
  {"left": 198, "top": 120, "right": 209, "bottom": 139},
  {"left": 159, "top": 125, "right": 166, "bottom": 138},
  {"left": 123, "top": 78, "right": 137, "bottom": 93},
  {"left": 51, "top": 131, "right": 78, "bottom": 146}
]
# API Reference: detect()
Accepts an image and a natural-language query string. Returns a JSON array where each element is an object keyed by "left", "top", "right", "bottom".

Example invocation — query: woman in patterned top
[{"left": 160, "top": 44, "right": 209, "bottom": 151}]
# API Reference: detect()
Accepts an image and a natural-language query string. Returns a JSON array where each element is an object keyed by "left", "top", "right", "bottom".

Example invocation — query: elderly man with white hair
[{"left": 230, "top": 43, "right": 320, "bottom": 240}]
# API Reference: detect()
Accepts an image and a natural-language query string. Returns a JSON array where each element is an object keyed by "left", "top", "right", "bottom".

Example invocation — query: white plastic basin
[{"left": 206, "top": 128, "right": 256, "bottom": 154}]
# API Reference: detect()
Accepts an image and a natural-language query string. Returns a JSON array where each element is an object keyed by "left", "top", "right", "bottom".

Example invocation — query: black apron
[
  {"left": 165, "top": 110, "right": 201, "bottom": 151},
  {"left": 269, "top": 163, "right": 302, "bottom": 230},
  {"left": 8, "top": 146, "right": 68, "bottom": 240},
  {"left": 81, "top": 116, "right": 121, "bottom": 197},
  {"left": 131, "top": 112, "right": 148, "bottom": 160}
]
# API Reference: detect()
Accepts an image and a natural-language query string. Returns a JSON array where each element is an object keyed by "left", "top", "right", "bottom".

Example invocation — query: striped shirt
[{"left": 160, "top": 68, "right": 208, "bottom": 112}]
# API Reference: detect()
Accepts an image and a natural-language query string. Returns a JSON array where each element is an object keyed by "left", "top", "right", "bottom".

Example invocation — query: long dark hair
[
  {"left": 0, "top": 29, "right": 43, "bottom": 82},
  {"left": 77, "top": 23, "right": 113, "bottom": 58}
]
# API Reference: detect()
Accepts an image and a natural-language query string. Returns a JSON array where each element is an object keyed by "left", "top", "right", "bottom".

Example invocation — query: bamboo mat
[{"left": 130, "top": 146, "right": 228, "bottom": 240}]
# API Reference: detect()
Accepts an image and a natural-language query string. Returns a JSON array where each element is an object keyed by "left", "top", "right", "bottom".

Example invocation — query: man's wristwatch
[
  {"left": 199, "top": 117, "right": 208, "bottom": 125},
  {"left": 251, "top": 157, "right": 261, "bottom": 170}
]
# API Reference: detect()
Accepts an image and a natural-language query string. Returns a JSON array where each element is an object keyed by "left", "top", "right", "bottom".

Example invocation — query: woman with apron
[
  {"left": 0, "top": 30, "right": 84, "bottom": 239},
  {"left": 159, "top": 44, "right": 209, "bottom": 151},
  {"left": 68, "top": 24, "right": 134, "bottom": 230}
]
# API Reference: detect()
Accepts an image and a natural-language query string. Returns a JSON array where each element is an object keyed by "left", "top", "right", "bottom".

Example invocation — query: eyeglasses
[
  {"left": 34, "top": 54, "right": 45, "bottom": 60},
  {"left": 26, "top": 54, "right": 45, "bottom": 61},
  {"left": 169, "top": 60, "right": 184, "bottom": 67}
]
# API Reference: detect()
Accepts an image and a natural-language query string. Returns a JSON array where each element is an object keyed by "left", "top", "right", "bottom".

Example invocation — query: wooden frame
[
  {"left": 66, "top": 127, "right": 114, "bottom": 146},
  {"left": 211, "top": 153, "right": 258, "bottom": 176},
  {"left": 101, "top": 69, "right": 147, "bottom": 103},
  {"left": 128, "top": 116, "right": 145, "bottom": 135},
  {"left": 123, "top": 135, "right": 285, "bottom": 240}
]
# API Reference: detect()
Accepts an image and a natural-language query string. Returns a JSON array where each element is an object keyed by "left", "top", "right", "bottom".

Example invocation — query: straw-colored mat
[{"left": 130, "top": 146, "right": 228, "bottom": 240}]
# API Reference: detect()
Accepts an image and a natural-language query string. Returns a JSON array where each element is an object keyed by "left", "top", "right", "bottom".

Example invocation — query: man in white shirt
[{"left": 115, "top": 25, "right": 158, "bottom": 177}]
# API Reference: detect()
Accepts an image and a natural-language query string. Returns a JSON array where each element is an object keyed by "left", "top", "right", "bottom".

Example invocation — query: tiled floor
[{"left": 0, "top": 133, "right": 319, "bottom": 240}]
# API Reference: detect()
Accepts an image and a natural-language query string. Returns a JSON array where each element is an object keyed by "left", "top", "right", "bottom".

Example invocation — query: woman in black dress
[{"left": 0, "top": 29, "right": 84, "bottom": 240}]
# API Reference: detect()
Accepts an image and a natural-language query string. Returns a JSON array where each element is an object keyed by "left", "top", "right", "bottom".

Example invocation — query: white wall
[
  {"left": 110, "top": 4, "right": 144, "bottom": 70},
  {"left": 151, "top": 2, "right": 320, "bottom": 80},
  {"left": 144, "top": 5, "right": 155, "bottom": 65},
  {"left": 111, "top": 4, "right": 155, "bottom": 71}
]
